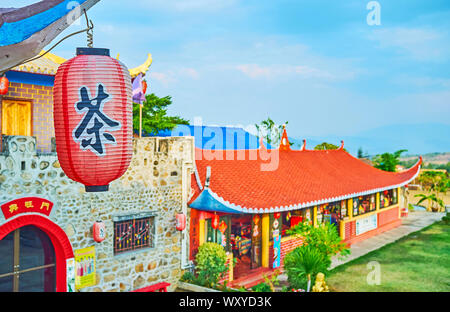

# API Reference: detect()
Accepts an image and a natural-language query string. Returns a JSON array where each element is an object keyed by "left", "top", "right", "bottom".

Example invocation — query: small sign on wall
[
  {"left": 74, "top": 246, "right": 96, "bottom": 290},
  {"left": 356, "top": 214, "right": 378, "bottom": 236}
]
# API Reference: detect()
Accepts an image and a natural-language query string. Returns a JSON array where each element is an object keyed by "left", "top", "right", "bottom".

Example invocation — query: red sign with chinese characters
[{"left": 1, "top": 197, "right": 54, "bottom": 220}]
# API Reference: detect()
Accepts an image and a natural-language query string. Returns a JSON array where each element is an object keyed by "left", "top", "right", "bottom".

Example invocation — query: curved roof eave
[{"left": 189, "top": 156, "right": 422, "bottom": 214}]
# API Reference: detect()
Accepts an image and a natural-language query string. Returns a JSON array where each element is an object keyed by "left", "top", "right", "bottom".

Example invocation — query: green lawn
[{"left": 327, "top": 221, "right": 450, "bottom": 292}]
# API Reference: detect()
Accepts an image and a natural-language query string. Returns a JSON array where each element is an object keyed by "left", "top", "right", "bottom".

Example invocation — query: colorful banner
[
  {"left": 272, "top": 216, "right": 281, "bottom": 268},
  {"left": 74, "top": 246, "right": 96, "bottom": 290}
]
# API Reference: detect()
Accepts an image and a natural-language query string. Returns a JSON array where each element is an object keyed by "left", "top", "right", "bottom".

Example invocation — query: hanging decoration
[
  {"left": 53, "top": 46, "right": 132, "bottom": 192},
  {"left": 218, "top": 220, "right": 227, "bottom": 234},
  {"left": 92, "top": 220, "right": 106, "bottom": 243},
  {"left": 176, "top": 213, "right": 186, "bottom": 231},
  {"left": 211, "top": 214, "right": 220, "bottom": 229},
  {"left": 0, "top": 75, "right": 8, "bottom": 95}
]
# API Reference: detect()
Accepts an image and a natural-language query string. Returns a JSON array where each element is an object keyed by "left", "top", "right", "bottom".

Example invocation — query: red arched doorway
[{"left": 0, "top": 214, "right": 74, "bottom": 292}]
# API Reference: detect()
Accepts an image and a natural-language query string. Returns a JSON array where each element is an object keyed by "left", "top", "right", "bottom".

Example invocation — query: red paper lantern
[
  {"left": 53, "top": 47, "right": 132, "bottom": 192},
  {"left": 0, "top": 76, "right": 9, "bottom": 95},
  {"left": 212, "top": 214, "right": 220, "bottom": 229},
  {"left": 176, "top": 213, "right": 186, "bottom": 231},
  {"left": 93, "top": 220, "right": 106, "bottom": 243}
]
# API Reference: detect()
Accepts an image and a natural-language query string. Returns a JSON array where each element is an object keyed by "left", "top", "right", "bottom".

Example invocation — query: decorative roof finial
[
  {"left": 338, "top": 140, "right": 344, "bottom": 150},
  {"left": 301, "top": 139, "right": 306, "bottom": 151},
  {"left": 279, "top": 124, "right": 291, "bottom": 151}
]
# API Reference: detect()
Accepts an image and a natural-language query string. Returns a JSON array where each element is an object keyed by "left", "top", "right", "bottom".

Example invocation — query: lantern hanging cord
[{"left": 0, "top": 9, "right": 94, "bottom": 76}]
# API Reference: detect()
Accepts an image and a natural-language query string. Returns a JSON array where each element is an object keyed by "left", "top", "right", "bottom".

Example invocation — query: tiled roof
[
  {"left": 11, "top": 51, "right": 152, "bottom": 78},
  {"left": 189, "top": 128, "right": 422, "bottom": 213},
  {"left": 12, "top": 51, "right": 62, "bottom": 75}
]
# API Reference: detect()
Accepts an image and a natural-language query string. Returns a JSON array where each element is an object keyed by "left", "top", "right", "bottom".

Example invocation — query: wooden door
[{"left": 1, "top": 100, "right": 31, "bottom": 136}]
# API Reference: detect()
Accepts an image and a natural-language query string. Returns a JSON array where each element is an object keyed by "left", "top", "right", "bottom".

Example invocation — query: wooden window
[
  {"left": 113, "top": 214, "right": 155, "bottom": 255},
  {"left": 1, "top": 100, "right": 31, "bottom": 136}
]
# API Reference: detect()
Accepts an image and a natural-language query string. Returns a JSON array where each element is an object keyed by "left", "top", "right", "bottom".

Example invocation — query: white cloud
[{"left": 368, "top": 27, "right": 450, "bottom": 62}]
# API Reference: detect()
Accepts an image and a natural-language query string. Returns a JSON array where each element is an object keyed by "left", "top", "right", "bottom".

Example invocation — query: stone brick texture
[{"left": 0, "top": 135, "right": 195, "bottom": 292}]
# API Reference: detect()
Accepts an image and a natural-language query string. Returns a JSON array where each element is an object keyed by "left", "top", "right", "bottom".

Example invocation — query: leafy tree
[
  {"left": 357, "top": 147, "right": 369, "bottom": 158},
  {"left": 372, "top": 149, "right": 407, "bottom": 172},
  {"left": 357, "top": 147, "right": 364, "bottom": 158},
  {"left": 255, "top": 118, "right": 292, "bottom": 147},
  {"left": 314, "top": 142, "right": 339, "bottom": 150},
  {"left": 314, "top": 142, "right": 347, "bottom": 152},
  {"left": 133, "top": 93, "right": 189, "bottom": 135}
]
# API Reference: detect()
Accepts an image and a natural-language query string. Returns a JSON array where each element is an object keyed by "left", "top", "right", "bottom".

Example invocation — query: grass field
[{"left": 327, "top": 221, "right": 450, "bottom": 292}]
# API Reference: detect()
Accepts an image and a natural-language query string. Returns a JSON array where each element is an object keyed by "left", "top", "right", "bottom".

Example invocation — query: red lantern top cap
[{"left": 76, "top": 47, "right": 110, "bottom": 56}]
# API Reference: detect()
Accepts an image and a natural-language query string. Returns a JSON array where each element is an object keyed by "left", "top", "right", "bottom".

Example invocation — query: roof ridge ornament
[
  {"left": 338, "top": 140, "right": 344, "bottom": 150},
  {"left": 301, "top": 139, "right": 306, "bottom": 151},
  {"left": 279, "top": 124, "right": 291, "bottom": 151}
]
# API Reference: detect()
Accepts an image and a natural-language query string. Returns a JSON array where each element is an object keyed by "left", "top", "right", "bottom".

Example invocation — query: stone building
[
  {"left": 0, "top": 50, "right": 192, "bottom": 292},
  {"left": 0, "top": 134, "right": 194, "bottom": 292}
]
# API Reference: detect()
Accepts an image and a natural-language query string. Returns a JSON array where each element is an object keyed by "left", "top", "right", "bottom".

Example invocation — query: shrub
[
  {"left": 195, "top": 242, "right": 228, "bottom": 288},
  {"left": 251, "top": 282, "right": 272, "bottom": 292}
]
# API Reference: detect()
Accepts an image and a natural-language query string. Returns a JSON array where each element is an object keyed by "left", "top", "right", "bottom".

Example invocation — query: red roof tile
[{"left": 190, "top": 146, "right": 421, "bottom": 212}]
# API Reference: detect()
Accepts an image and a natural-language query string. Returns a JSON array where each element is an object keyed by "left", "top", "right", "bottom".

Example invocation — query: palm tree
[
  {"left": 255, "top": 118, "right": 289, "bottom": 147},
  {"left": 415, "top": 194, "right": 445, "bottom": 212},
  {"left": 415, "top": 171, "right": 449, "bottom": 212},
  {"left": 283, "top": 244, "right": 329, "bottom": 292}
]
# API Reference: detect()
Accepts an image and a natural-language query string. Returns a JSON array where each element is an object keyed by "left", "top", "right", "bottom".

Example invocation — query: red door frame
[{"left": 0, "top": 214, "right": 74, "bottom": 292}]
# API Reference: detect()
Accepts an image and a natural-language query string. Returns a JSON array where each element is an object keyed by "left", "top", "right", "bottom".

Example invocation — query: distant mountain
[{"left": 290, "top": 123, "right": 450, "bottom": 157}]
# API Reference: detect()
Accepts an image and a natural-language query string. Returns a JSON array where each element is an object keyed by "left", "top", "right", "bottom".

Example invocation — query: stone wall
[{"left": 0, "top": 135, "right": 194, "bottom": 292}]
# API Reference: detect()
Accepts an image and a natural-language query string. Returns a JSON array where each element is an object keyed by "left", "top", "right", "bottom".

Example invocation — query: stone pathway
[{"left": 275, "top": 211, "right": 445, "bottom": 288}]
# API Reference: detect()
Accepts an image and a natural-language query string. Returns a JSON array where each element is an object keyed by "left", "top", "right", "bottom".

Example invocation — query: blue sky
[{"left": 5, "top": 0, "right": 450, "bottom": 139}]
